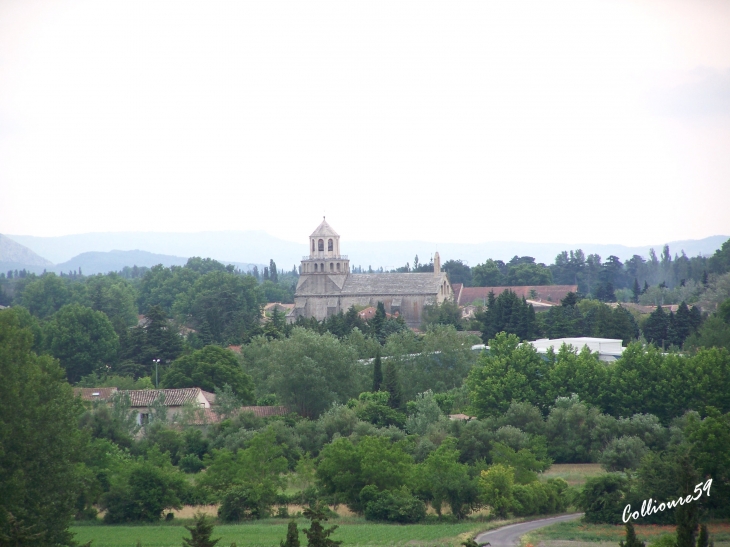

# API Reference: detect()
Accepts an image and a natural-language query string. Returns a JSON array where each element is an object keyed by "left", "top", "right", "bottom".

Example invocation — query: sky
[{"left": 0, "top": 0, "right": 729, "bottom": 247}]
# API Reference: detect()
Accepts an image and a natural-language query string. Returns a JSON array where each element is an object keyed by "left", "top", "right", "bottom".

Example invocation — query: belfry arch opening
[{"left": 318, "top": 239, "right": 324, "bottom": 251}]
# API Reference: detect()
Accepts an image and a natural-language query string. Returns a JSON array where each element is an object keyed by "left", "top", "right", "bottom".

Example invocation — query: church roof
[
  {"left": 340, "top": 273, "right": 447, "bottom": 295},
  {"left": 310, "top": 218, "right": 339, "bottom": 238}
]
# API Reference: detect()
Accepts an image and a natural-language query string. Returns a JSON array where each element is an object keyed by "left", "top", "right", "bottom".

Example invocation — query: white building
[{"left": 472, "top": 337, "right": 625, "bottom": 362}]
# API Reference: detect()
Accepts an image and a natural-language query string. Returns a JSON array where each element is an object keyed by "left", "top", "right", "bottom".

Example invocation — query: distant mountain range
[{"left": 2, "top": 231, "right": 727, "bottom": 276}]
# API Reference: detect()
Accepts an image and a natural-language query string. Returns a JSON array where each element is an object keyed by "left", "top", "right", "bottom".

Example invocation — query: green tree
[
  {"left": 138, "top": 264, "right": 201, "bottom": 315},
  {"left": 174, "top": 271, "right": 263, "bottom": 345},
  {"left": 418, "top": 437, "right": 479, "bottom": 519},
  {"left": 506, "top": 262, "right": 553, "bottom": 286},
  {"left": 619, "top": 523, "right": 645, "bottom": 547},
  {"left": 80, "top": 273, "right": 139, "bottom": 334},
  {"left": 252, "top": 328, "right": 363, "bottom": 418},
  {"left": 465, "top": 333, "right": 547, "bottom": 417},
  {"left": 383, "top": 359, "right": 403, "bottom": 410},
  {"left": 101, "top": 450, "right": 187, "bottom": 523},
  {"left": 578, "top": 473, "right": 630, "bottom": 524},
  {"left": 421, "top": 300, "right": 463, "bottom": 330},
  {"left": 302, "top": 504, "right": 341, "bottom": 547},
  {"left": 316, "top": 436, "right": 414, "bottom": 513},
  {"left": 281, "top": 521, "right": 301, "bottom": 547},
  {"left": 0, "top": 309, "right": 86, "bottom": 546},
  {"left": 200, "top": 428, "right": 288, "bottom": 519},
  {"left": 472, "top": 260, "right": 506, "bottom": 287},
  {"left": 684, "top": 315, "right": 730, "bottom": 351},
  {"left": 370, "top": 302, "right": 387, "bottom": 343},
  {"left": 478, "top": 464, "right": 514, "bottom": 518},
  {"left": 442, "top": 259, "right": 472, "bottom": 286},
  {"left": 119, "top": 305, "right": 184, "bottom": 377},
  {"left": 44, "top": 303, "right": 119, "bottom": 383},
  {"left": 18, "top": 273, "right": 71, "bottom": 318},
  {"left": 643, "top": 306, "right": 669, "bottom": 347},
  {"left": 182, "top": 513, "right": 221, "bottom": 547},
  {"left": 162, "top": 345, "right": 254, "bottom": 401}
]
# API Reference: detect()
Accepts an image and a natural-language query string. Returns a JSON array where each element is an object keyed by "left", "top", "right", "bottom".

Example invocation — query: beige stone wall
[{"left": 294, "top": 294, "right": 434, "bottom": 328}]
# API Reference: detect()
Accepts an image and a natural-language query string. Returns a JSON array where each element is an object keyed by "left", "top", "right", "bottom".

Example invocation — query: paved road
[{"left": 474, "top": 513, "right": 583, "bottom": 547}]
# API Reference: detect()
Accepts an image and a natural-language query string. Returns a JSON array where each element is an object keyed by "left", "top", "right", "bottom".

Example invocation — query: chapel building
[{"left": 288, "top": 219, "right": 453, "bottom": 328}]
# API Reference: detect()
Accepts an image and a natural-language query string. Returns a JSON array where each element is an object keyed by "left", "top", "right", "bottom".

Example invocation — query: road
[{"left": 474, "top": 513, "right": 583, "bottom": 547}]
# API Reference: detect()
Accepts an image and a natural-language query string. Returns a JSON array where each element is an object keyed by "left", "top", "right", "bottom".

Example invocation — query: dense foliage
[{"left": 0, "top": 241, "right": 729, "bottom": 542}]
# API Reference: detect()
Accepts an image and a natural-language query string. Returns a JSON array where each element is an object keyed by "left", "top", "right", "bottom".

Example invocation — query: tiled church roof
[{"left": 340, "top": 273, "right": 447, "bottom": 295}]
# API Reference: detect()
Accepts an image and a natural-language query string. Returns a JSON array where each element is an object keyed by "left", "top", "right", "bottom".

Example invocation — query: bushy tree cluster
[{"left": 466, "top": 333, "right": 730, "bottom": 423}]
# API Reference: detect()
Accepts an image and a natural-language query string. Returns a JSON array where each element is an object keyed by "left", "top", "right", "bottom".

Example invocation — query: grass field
[
  {"left": 540, "top": 464, "right": 606, "bottom": 487},
  {"left": 525, "top": 520, "right": 730, "bottom": 547},
  {"left": 71, "top": 516, "right": 519, "bottom": 547}
]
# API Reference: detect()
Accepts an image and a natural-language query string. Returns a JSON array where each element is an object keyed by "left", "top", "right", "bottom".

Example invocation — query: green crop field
[{"left": 71, "top": 517, "right": 518, "bottom": 547}]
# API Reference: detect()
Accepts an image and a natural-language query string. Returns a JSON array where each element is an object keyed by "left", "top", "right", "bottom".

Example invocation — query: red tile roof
[
  {"left": 123, "top": 388, "right": 208, "bottom": 407},
  {"left": 240, "top": 406, "right": 290, "bottom": 418},
  {"left": 456, "top": 285, "right": 578, "bottom": 306},
  {"left": 73, "top": 387, "right": 119, "bottom": 402}
]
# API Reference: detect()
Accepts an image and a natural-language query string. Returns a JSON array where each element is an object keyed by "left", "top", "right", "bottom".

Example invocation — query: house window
[
  {"left": 318, "top": 239, "right": 324, "bottom": 251},
  {"left": 139, "top": 413, "right": 150, "bottom": 425},
  {"left": 328, "top": 239, "right": 333, "bottom": 251}
]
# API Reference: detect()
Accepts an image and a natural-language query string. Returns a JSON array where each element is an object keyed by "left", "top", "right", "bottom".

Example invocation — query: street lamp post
[{"left": 153, "top": 359, "right": 161, "bottom": 388}]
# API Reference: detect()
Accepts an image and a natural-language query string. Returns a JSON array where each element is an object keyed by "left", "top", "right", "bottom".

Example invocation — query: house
[
  {"left": 124, "top": 388, "right": 216, "bottom": 425},
  {"left": 452, "top": 284, "right": 578, "bottom": 307},
  {"left": 75, "top": 386, "right": 290, "bottom": 424},
  {"left": 73, "top": 387, "right": 119, "bottom": 404}
]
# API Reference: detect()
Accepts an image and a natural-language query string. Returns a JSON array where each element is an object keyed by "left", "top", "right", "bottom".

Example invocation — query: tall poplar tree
[
  {"left": 372, "top": 349, "right": 383, "bottom": 392},
  {"left": 383, "top": 360, "right": 402, "bottom": 409}
]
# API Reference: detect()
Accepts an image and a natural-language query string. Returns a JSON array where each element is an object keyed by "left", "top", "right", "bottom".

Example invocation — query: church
[{"left": 287, "top": 219, "right": 454, "bottom": 328}]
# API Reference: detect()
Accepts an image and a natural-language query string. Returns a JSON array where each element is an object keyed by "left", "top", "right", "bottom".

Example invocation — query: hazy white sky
[{"left": 1, "top": 0, "right": 729, "bottom": 246}]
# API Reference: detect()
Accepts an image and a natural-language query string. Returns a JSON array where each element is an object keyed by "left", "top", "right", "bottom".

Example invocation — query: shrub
[
  {"left": 511, "top": 478, "right": 569, "bottom": 516},
  {"left": 101, "top": 461, "right": 185, "bottom": 523},
  {"left": 180, "top": 454, "right": 206, "bottom": 474},
  {"left": 361, "top": 486, "right": 426, "bottom": 523},
  {"left": 599, "top": 436, "right": 649, "bottom": 472},
  {"left": 578, "top": 473, "right": 631, "bottom": 524},
  {"left": 218, "top": 486, "right": 266, "bottom": 522}
]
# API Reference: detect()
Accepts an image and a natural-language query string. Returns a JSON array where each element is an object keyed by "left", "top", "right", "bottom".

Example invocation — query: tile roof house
[
  {"left": 76, "top": 386, "right": 289, "bottom": 425},
  {"left": 123, "top": 388, "right": 215, "bottom": 425},
  {"left": 453, "top": 285, "right": 578, "bottom": 307},
  {"left": 73, "top": 387, "right": 119, "bottom": 402}
]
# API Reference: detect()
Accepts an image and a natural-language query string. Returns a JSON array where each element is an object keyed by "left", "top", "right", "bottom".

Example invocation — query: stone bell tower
[{"left": 300, "top": 217, "right": 350, "bottom": 275}]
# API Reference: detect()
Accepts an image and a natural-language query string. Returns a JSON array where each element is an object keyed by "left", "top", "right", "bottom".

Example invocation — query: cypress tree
[
  {"left": 383, "top": 360, "right": 402, "bottom": 409},
  {"left": 302, "top": 504, "right": 341, "bottom": 547},
  {"left": 632, "top": 278, "right": 641, "bottom": 303},
  {"left": 618, "top": 523, "right": 645, "bottom": 547},
  {"left": 270, "top": 260, "right": 278, "bottom": 283},
  {"left": 675, "top": 455, "right": 700, "bottom": 547},
  {"left": 281, "top": 520, "right": 300, "bottom": 547},
  {"left": 371, "top": 302, "right": 386, "bottom": 343},
  {"left": 182, "top": 514, "right": 221, "bottom": 547},
  {"left": 372, "top": 348, "right": 383, "bottom": 392},
  {"left": 697, "top": 524, "right": 709, "bottom": 547},
  {"left": 643, "top": 306, "right": 669, "bottom": 347}
]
